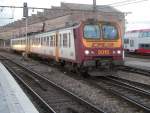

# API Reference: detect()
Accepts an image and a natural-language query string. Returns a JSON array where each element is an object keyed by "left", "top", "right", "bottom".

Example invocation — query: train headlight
[
  {"left": 117, "top": 50, "right": 121, "bottom": 54},
  {"left": 113, "top": 51, "right": 116, "bottom": 54},
  {"left": 84, "top": 50, "right": 90, "bottom": 55},
  {"left": 91, "top": 51, "right": 95, "bottom": 55}
]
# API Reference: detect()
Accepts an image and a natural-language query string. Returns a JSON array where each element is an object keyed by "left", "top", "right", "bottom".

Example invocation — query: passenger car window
[{"left": 63, "top": 33, "right": 68, "bottom": 47}]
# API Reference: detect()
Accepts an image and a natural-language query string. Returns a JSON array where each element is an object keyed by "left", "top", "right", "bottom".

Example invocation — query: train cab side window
[{"left": 63, "top": 33, "right": 68, "bottom": 47}]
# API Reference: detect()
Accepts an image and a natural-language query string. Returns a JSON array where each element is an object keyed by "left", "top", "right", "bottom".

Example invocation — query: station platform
[
  {"left": 0, "top": 62, "right": 39, "bottom": 113},
  {"left": 124, "top": 57, "right": 150, "bottom": 71}
]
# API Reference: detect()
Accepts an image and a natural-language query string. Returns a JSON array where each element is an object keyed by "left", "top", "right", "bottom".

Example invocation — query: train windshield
[
  {"left": 84, "top": 25, "right": 100, "bottom": 39},
  {"left": 102, "top": 25, "right": 118, "bottom": 40}
]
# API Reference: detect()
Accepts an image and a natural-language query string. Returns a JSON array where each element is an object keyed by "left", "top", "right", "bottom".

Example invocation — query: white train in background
[{"left": 124, "top": 29, "right": 150, "bottom": 54}]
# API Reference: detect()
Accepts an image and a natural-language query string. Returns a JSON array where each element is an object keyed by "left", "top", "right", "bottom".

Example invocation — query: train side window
[
  {"left": 37, "top": 38, "right": 41, "bottom": 45},
  {"left": 23, "top": 40, "right": 25, "bottom": 45},
  {"left": 41, "top": 37, "right": 43, "bottom": 45},
  {"left": 59, "top": 34, "right": 62, "bottom": 47},
  {"left": 148, "top": 32, "right": 150, "bottom": 37},
  {"left": 69, "top": 33, "right": 71, "bottom": 48},
  {"left": 37, "top": 38, "right": 38, "bottom": 45},
  {"left": 34, "top": 38, "right": 36, "bottom": 45},
  {"left": 130, "top": 40, "right": 134, "bottom": 47},
  {"left": 139, "top": 32, "right": 143, "bottom": 38},
  {"left": 32, "top": 38, "right": 33, "bottom": 45},
  {"left": 43, "top": 37, "right": 45, "bottom": 45},
  {"left": 124, "top": 39, "right": 129, "bottom": 44},
  {"left": 46, "top": 36, "right": 49, "bottom": 46},
  {"left": 50, "top": 36, "right": 54, "bottom": 47},
  {"left": 143, "top": 32, "right": 148, "bottom": 37},
  {"left": 43, "top": 37, "right": 46, "bottom": 46},
  {"left": 145, "top": 44, "right": 149, "bottom": 48},
  {"left": 63, "top": 33, "right": 68, "bottom": 47},
  {"left": 33, "top": 38, "right": 35, "bottom": 45}
]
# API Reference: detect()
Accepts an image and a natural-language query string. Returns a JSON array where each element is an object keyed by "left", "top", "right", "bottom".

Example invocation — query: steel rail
[
  {"left": 105, "top": 76, "right": 150, "bottom": 96},
  {"left": 118, "top": 65, "right": 150, "bottom": 77},
  {"left": 108, "top": 76, "right": 150, "bottom": 91}
]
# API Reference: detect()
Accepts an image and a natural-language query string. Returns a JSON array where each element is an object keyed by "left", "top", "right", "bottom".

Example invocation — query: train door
[{"left": 55, "top": 32, "right": 59, "bottom": 62}]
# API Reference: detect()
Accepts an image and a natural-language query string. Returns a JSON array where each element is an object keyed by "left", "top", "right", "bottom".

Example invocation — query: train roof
[{"left": 126, "top": 29, "right": 150, "bottom": 33}]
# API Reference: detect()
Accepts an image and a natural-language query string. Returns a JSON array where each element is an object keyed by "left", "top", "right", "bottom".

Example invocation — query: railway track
[
  {"left": 88, "top": 76, "right": 150, "bottom": 112},
  {"left": 0, "top": 56, "right": 106, "bottom": 113},
  {"left": 108, "top": 76, "right": 150, "bottom": 92},
  {"left": 118, "top": 65, "right": 150, "bottom": 77}
]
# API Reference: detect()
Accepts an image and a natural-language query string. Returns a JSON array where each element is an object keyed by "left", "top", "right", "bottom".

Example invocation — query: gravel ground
[{"left": 0, "top": 51, "right": 147, "bottom": 113}]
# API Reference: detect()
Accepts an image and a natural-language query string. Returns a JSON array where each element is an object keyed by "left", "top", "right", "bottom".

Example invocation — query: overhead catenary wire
[
  {"left": 109, "top": 0, "right": 148, "bottom": 7},
  {"left": 106, "top": 0, "right": 138, "bottom": 5}
]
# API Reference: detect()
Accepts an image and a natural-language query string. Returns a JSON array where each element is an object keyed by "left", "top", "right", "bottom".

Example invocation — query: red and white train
[
  {"left": 124, "top": 29, "right": 150, "bottom": 54},
  {"left": 11, "top": 19, "right": 124, "bottom": 76}
]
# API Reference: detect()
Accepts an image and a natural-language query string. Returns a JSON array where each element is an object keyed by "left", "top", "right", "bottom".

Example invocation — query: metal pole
[
  {"left": 25, "top": 17, "right": 28, "bottom": 53},
  {"left": 93, "top": 0, "right": 96, "bottom": 11}
]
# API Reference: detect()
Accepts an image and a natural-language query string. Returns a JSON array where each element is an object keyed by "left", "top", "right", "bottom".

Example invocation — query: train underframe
[
  {"left": 11, "top": 50, "right": 123, "bottom": 77},
  {"left": 78, "top": 59, "right": 122, "bottom": 77},
  {"left": 60, "top": 57, "right": 123, "bottom": 77}
]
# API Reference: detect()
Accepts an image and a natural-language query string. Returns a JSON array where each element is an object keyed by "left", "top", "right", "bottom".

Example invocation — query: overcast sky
[{"left": 0, "top": 0, "right": 150, "bottom": 31}]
